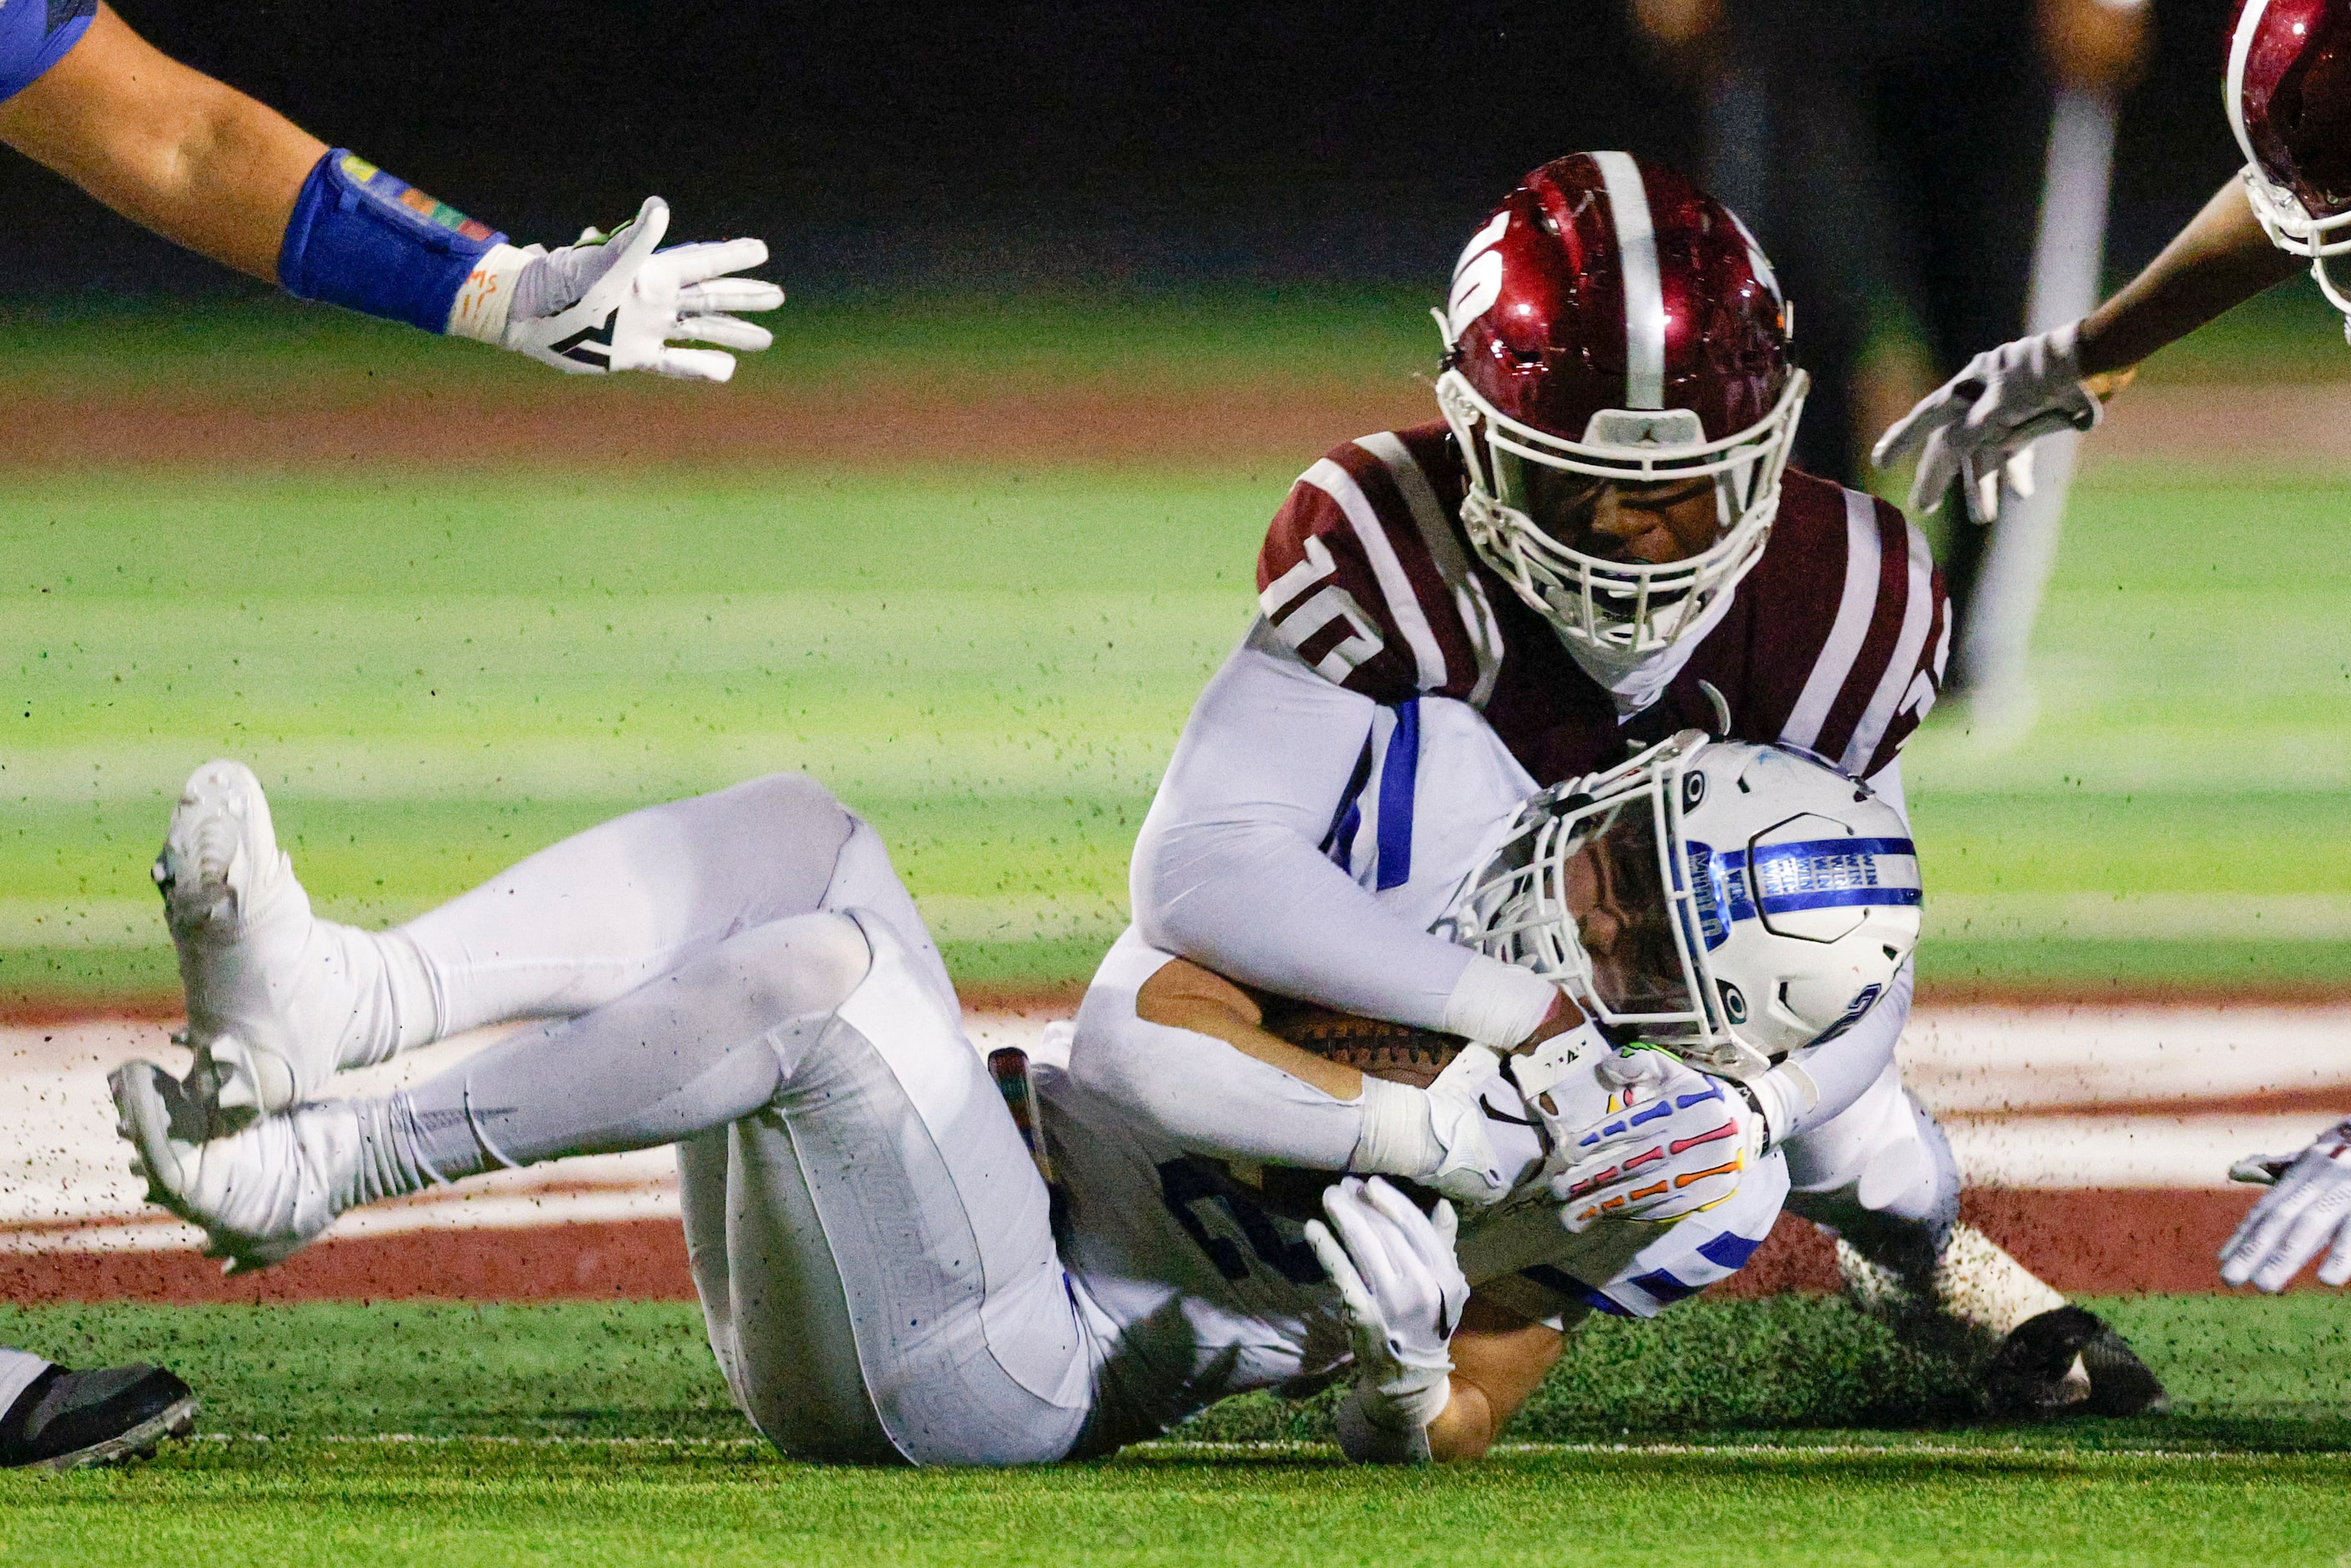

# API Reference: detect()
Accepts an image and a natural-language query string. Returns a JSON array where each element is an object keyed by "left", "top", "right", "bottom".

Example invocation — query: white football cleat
[
  {"left": 154, "top": 760, "right": 398, "bottom": 1114},
  {"left": 110, "top": 1059, "right": 360, "bottom": 1274}
]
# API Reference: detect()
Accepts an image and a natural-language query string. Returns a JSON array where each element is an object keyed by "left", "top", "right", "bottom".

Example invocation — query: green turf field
[
  {"left": 0, "top": 1294, "right": 2345, "bottom": 1565},
  {"left": 8, "top": 293, "right": 2351, "bottom": 1001}
]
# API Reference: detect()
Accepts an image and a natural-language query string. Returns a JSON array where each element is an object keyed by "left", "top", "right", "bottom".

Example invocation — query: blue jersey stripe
[{"left": 1373, "top": 697, "right": 1418, "bottom": 892}]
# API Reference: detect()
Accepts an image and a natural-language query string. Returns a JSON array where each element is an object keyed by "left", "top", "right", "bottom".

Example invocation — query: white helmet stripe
[
  {"left": 2227, "top": 0, "right": 2273, "bottom": 168},
  {"left": 1592, "top": 151, "right": 1667, "bottom": 411}
]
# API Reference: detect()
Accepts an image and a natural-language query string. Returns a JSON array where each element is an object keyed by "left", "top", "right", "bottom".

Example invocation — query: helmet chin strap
[{"left": 1550, "top": 584, "right": 1738, "bottom": 717}]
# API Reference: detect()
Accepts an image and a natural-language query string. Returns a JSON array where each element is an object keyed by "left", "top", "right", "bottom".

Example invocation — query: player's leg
[
  {"left": 0, "top": 1346, "right": 199, "bottom": 1471},
  {"left": 121, "top": 905, "right": 1096, "bottom": 1462},
  {"left": 158, "top": 759, "right": 858, "bottom": 1110},
  {"left": 1782, "top": 1064, "right": 2166, "bottom": 1418}
]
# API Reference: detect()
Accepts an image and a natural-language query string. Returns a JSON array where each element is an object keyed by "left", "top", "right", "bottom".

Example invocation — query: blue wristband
[{"left": 277, "top": 151, "right": 508, "bottom": 334}]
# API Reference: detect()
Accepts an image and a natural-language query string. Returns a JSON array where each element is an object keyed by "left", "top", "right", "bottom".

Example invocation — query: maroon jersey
[{"left": 1254, "top": 423, "right": 1947, "bottom": 785}]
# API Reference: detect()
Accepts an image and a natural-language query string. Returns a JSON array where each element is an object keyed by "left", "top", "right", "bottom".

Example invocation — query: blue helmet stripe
[{"left": 1760, "top": 886, "right": 1924, "bottom": 913}]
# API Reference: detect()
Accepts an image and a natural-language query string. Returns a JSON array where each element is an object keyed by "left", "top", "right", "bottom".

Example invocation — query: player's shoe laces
[
  {"left": 0, "top": 1363, "right": 199, "bottom": 1471},
  {"left": 155, "top": 760, "right": 424, "bottom": 1114},
  {"left": 110, "top": 1060, "right": 382, "bottom": 1273}
]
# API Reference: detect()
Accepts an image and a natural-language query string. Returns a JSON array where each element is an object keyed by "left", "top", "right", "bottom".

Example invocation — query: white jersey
[
  {"left": 1317, "top": 691, "right": 1537, "bottom": 937},
  {"left": 1041, "top": 1050, "right": 1352, "bottom": 1449},
  {"left": 1049, "top": 700, "right": 1785, "bottom": 1448}
]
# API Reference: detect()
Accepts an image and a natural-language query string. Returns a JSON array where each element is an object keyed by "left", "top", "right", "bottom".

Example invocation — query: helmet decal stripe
[
  {"left": 1592, "top": 152, "right": 1667, "bottom": 411},
  {"left": 2227, "top": 0, "right": 2273, "bottom": 167},
  {"left": 1690, "top": 835, "right": 1920, "bottom": 942}
]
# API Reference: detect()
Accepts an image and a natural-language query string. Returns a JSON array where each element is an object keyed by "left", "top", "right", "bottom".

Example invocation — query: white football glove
[
  {"left": 447, "top": 197, "right": 783, "bottom": 382},
  {"left": 1303, "top": 1176, "right": 1469, "bottom": 1464},
  {"left": 1871, "top": 323, "right": 2101, "bottom": 518},
  {"left": 1545, "top": 1049, "right": 1755, "bottom": 1232},
  {"left": 2220, "top": 1119, "right": 2351, "bottom": 1292},
  {"left": 1419, "top": 1045, "right": 1534, "bottom": 1209}
]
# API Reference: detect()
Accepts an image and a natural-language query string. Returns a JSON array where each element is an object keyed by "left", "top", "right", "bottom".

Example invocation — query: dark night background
[{"left": 0, "top": 0, "right": 2243, "bottom": 299}]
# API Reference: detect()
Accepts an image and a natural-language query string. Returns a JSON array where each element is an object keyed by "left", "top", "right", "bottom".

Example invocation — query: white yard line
[
  {"left": 0, "top": 1007, "right": 2344, "bottom": 1247},
  {"left": 26, "top": 892, "right": 2351, "bottom": 951}
]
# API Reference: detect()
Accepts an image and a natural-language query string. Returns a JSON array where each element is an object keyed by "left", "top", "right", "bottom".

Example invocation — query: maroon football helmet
[
  {"left": 1434, "top": 152, "right": 1807, "bottom": 668},
  {"left": 2229, "top": 0, "right": 2351, "bottom": 316}
]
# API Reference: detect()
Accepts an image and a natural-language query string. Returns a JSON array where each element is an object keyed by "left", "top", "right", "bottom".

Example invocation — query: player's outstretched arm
[
  {"left": 2074, "top": 176, "right": 2303, "bottom": 377},
  {"left": 1873, "top": 177, "right": 2298, "bottom": 510},
  {"left": 0, "top": 5, "right": 781, "bottom": 380},
  {"left": 0, "top": 4, "right": 320, "bottom": 281},
  {"left": 1425, "top": 1294, "right": 1564, "bottom": 1461},
  {"left": 1302, "top": 1177, "right": 1562, "bottom": 1463}
]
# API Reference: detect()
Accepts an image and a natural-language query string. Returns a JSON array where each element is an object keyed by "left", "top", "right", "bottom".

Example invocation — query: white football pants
[
  {"left": 1780, "top": 1061, "right": 1962, "bottom": 1280},
  {"left": 382, "top": 776, "right": 1102, "bottom": 1464}
]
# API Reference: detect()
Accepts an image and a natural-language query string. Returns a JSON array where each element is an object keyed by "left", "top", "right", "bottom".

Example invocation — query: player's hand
[
  {"left": 1418, "top": 1044, "right": 1526, "bottom": 1210},
  {"left": 1304, "top": 1176, "right": 1468, "bottom": 1460},
  {"left": 2220, "top": 1119, "right": 2351, "bottom": 1292},
  {"left": 1545, "top": 1050, "right": 1752, "bottom": 1231},
  {"left": 502, "top": 197, "right": 783, "bottom": 382},
  {"left": 1871, "top": 324, "right": 2101, "bottom": 517}
]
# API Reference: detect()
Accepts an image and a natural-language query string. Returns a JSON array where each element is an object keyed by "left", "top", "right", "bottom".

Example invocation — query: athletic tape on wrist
[
  {"left": 278, "top": 151, "right": 508, "bottom": 333},
  {"left": 1352, "top": 1076, "right": 1442, "bottom": 1178},
  {"left": 1442, "top": 957, "right": 1559, "bottom": 1049}
]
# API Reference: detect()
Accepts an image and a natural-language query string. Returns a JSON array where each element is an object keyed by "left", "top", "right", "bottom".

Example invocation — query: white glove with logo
[
  {"left": 2221, "top": 1118, "right": 2351, "bottom": 1292},
  {"left": 447, "top": 197, "right": 783, "bottom": 382},
  {"left": 1545, "top": 1049, "right": 1755, "bottom": 1232},
  {"left": 1347, "top": 1044, "right": 1531, "bottom": 1210},
  {"left": 1871, "top": 322, "right": 2101, "bottom": 518},
  {"left": 1304, "top": 1176, "right": 1469, "bottom": 1464}
]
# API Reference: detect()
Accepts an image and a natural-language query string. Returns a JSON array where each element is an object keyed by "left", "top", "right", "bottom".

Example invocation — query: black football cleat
[
  {"left": 1984, "top": 1306, "right": 2169, "bottom": 1420},
  {"left": 0, "top": 1363, "right": 200, "bottom": 1471}
]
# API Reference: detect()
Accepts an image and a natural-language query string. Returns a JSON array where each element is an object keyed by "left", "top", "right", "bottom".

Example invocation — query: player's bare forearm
[
  {"left": 1425, "top": 1293, "right": 1565, "bottom": 1461},
  {"left": 1135, "top": 959, "right": 1364, "bottom": 1100},
  {"left": 0, "top": 5, "right": 324, "bottom": 282},
  {"left": 2076, "top": 177, "right": 2303, "bottom": 377}
]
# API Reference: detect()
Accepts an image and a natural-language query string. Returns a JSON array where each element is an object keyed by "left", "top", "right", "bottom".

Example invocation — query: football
[{"left": 1256, "top": 997, "right": 1468, "bottom": 1090}]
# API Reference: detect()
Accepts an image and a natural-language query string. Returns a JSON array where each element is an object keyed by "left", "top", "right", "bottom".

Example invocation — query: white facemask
[{"left": 1554, "top": 584, "right": 1739, "bottom": 718}]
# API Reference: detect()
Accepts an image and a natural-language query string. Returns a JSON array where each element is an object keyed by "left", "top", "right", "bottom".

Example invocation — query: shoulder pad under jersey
[
  {"left": 1255, "top": 426, "right": 1504, "bottom": 707},
  {"left": 1735, "top": 471, "right": 1950, "bottom": 779}
]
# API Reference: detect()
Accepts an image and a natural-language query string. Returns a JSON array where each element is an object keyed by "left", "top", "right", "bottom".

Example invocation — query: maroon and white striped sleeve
[
  {"left": 1254, "top": 431, "right": 1501, "bottom": 706},
  {"left": 1771, "top": 487, "right": 1950, "bottom": 779}
]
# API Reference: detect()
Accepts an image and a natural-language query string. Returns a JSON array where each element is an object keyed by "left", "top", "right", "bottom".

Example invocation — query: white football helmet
[{"left": 1453, "top": 730, "right": 1919, "bottom": 1079}]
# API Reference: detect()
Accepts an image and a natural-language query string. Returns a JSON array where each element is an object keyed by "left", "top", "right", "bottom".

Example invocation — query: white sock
[
  {"left": 1931, "top": 1224, "right": 2067, "bottom": 1338},
  {"left": 0, "top": 1348, "right": 53, "bottom": 1418}
]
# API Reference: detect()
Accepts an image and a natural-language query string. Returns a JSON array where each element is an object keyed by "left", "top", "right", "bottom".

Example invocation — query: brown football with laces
[
  {"left": 1221, "top": 995, "right": 1472, "bottom": 1218},
  {"left": 1254, "top": 996, "right": 1469, "bottom": 1090}
]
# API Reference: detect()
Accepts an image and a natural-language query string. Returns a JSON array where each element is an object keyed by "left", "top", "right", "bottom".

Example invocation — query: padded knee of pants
[{"left": 712, "top": 911, "right": 874, "bottom": 1028}]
